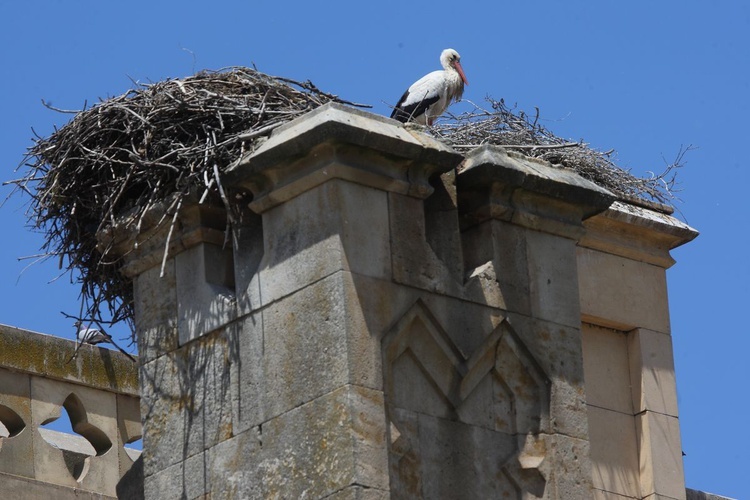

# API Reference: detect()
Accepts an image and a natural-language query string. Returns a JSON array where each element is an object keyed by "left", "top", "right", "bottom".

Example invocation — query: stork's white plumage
[{"left": 391, "top": 48, "right": 468, "bottom": 126}]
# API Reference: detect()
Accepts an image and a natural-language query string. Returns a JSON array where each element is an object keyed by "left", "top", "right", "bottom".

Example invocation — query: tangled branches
[
  {"left": 7, "top": 70, "right": 687, "bottom": 333},
  {"left": 434, "top": 98, "right": 688, "bottom": 208},
  {"left": 8, "top": 67, "right": 367, "bottom": 332}
]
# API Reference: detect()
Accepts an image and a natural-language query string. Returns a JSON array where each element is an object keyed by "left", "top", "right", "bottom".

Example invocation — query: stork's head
[{"left": 440, "top": 48, "right": 468, "bottom": 85}]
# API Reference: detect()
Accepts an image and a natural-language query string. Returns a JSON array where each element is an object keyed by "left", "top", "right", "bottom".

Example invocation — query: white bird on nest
[
  {"left": 74, "top": 321, "right": 136, "bottom": 362},
  {"left": 390, "top": 48, "right": 469, "bottom": 126}
]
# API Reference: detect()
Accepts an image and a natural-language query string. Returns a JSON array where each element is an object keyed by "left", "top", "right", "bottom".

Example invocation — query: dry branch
[
  {"left": 8, "top": 67, "right": 368, "bottom": 334},
  {"left": 432, "top": 98, "right": 687, "bottom": 206},
  {"left": 6, "top": 69, "right": 686, "bottom": 335}
]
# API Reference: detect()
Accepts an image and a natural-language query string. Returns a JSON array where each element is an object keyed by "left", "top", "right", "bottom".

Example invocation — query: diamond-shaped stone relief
[{"left": 383, "top": 299, "right": 550, "bottom": 498}]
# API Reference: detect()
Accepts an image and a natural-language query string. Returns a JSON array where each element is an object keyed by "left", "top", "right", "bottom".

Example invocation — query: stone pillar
[
  {"left": 578, "top": 201, "right": 698, "bottom": 499},
  {"left": 220, "top": 103, "right": 463, "bottom": 498},
  {"left": 454, "top": 145, "right": 615, "bottom": 498}
]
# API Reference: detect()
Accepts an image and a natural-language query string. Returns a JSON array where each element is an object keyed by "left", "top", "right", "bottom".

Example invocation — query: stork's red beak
[{"left": 454, "top": 60, "right": 468, "bottom": 86}]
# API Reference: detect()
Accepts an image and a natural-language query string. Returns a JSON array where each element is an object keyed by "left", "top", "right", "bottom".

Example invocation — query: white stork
[
  {"left": 74, "top": 321, "right": 136, "bottom": 362},
  {"left": 390, "top": 48, "right": 468, "bottom": 126}
]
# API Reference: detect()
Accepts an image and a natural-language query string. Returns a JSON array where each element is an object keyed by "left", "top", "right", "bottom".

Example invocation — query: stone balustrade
[{"left": 0, "top": 324, "right": 141, "bottom": 498}]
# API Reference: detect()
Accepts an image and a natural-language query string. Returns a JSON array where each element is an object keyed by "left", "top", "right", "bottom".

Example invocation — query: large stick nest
[{"left": 7, "top": 67, "right": 685, "bottom": 333}]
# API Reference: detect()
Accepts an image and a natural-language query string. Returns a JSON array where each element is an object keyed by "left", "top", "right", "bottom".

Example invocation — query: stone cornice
[
  {"left": 458, "top": 145, "right": 616, "bottom": 239},
  {"left": 580, "top": 200, "right": 699, "bottom": 268},
  {"left": 225, "top": 102, "right": 464, "bottom": 213}
]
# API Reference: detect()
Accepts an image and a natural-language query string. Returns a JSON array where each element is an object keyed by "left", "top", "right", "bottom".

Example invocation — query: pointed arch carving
[{"left": 382, "top": 298, "right": 550, "bottom": 498}]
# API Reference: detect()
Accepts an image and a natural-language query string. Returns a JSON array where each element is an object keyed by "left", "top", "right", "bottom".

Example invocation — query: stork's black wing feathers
[{"left": 390, "top": 90, "right": 440, "bottom": 123}]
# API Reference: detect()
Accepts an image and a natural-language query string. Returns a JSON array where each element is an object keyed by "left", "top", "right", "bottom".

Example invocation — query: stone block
[
  {"left": 139, "top": 328, "right": 232, "bottom": 478},
  {"left": 228, "top": 385, "right": 388, "bottom": 498},
  {"left": 637, "top": 411, "right": 686, "bottom": 500},
  {"left": 0, "top": 324, "right": 138, "bottom": 395},
  {"left": 416, "top": 414, "right": 520, "bottom": 499},
  {"left": 134, "top": 262, "right": 178, "bottom": 364},
  {"left": 258, "top": 179, "right": 391, "bottom": 306},
  {"left": 582, "top": 324, "right": 633, "bottom": 414},
  {"left": 592, "top": 488, "right": 635, "bottom": 499},
  {"left": 0, "top": 369, "right": 34, "bottom": 478},
  {"left": 323, "top": 485, "right": 391, "bottom": 500},
  {"left": 144, "top": 450, "right": 205, "bottom": 500},
  {"left": 389, "top": 192, "right": 463, "bottom": 298},
  {"left": 526, "top": 229, "right": 583, "bottom": 328},
  {"left": 544, "top": 434, "right": 594, "bottom": 500},
  {"left": 578, "top": 247, "right": 671, "bottom": 333},
  {"left": 587, "top": 405, "right": 639, "bottom": 497},
  {"left": 506, "top": 314, "right": 589, "bottom": 439},
  {"left": 205, "top": 427, "right": 263, "bottom": 498},
  {"left": 629, "top": 328, "right": 679, "bottom": 416},
  {"left": 231, "top": 209, "right": 264, "bottom": 316},
  {"left": 175, "top": 242, "right": 237, "bottom": 344},
  {"left": 258, "top": 273, "right": 351, "bottom": 423},
  {"left": 461, "top": 219, "right": 532, "bottom": 313},
  {"left": 235, "top": 270, "right": 394, "bottom": 433}
]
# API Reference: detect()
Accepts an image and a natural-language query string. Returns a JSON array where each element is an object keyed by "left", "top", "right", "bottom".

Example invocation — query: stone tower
[{"left": 106, "top": 103, "right": 697, "bottom": 498}]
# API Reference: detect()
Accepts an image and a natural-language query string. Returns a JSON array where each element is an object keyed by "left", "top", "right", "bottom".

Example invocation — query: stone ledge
[
  {"left": 580, "top": 200, "right": 699, "bottom": 268},
  {"left": 0, "top": 324, "right": 138, "bottom": 396},
  {"left": 686, "top": 488, "right": 737, "bottom": 500},
  {"left": 458, "top": 145, "right": 615, "bottom": 238},
  {"left": 225, "top": 102, "right": 463, "bottom": 212}
]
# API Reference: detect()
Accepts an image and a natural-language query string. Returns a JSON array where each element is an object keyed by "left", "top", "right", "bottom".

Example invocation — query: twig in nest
[
  {"left": 8, "top": 66, "right": 371, "bottom": 334},
  {"left": 433, "top": 97, "right": 688, "bottom": 205}
]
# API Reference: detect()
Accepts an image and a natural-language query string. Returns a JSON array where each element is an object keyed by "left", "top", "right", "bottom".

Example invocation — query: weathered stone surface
[
  {"left": 225, "top": 102, "right": 462, "bottom": 212},
  {"left": 578, "top": 246, "right": 671, "bottom": 333},
  {"left": 629, "top": 328, "right": 679, "bottom": 416},
  {"left": 587, "top": 406, "right": 639, "bottom": 497},
  {"left": 637, "top": 411, "right": 686, "bottom": 500},
  {"left": 116, "top": 455, "right": 143, "bottom": 499},
  {"left": 526, "top": 229, "right": 583, "bottom": 328},
  {"left": 0, "top": 324, "right": 137, "bottom": 395},
  {"left": 389, "top": 191, "right": 464, "bottom": 299},
  {"left": 461, "top": 219, "right": 531, "bottom": 313},
  {"left": 323, "top": 484, "right": 391, "bottom": 500},
  {"left": 458, "top": 145, "right": 615, "bottom": 234},
  {"left": 255, "top": 179, "right": 391, "bottom": 308},
  {"left": 581, "top": 200, "right": 698, "bottom": 269},
  {"left": 1, "top": 471, "right": 117, "bottom": 499},
  {"left": 134, "top": 262, "right": 178, "bottom": 364},
  {"left": 144, "top": 451, "right": 205, "bottom": 500},
  {"left": 175, "top": 242, "right": 236, "bottom": 344},
  {"left": 582, "top": 323, "right": 634, "bottom": 414},
  {"left": 139, "top": 328, "right": 232, "bottom": 478},
  {"left": 543, "top": 434, "right": 593, "bottom": 499},
  {"left": 205, "top": 427, "right": 263, "bottom": 499},
  {"left": 686, "top": 488, "right": 737, "bottom": 500},
  {"left": 216, "top": 385, "right": 388, "bottom": 499}
]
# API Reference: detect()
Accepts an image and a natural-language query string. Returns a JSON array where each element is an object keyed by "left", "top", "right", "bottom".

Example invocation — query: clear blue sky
[{"left": 1, "top": 1, "right": 747, "bottom": 497}]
